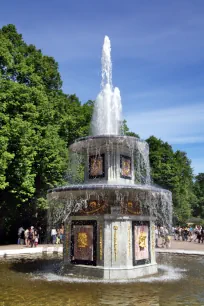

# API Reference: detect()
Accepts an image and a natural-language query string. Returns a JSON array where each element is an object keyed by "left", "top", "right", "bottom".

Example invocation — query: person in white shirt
[
  {"left": 24, "top": 228, "right": 29, "bottom": 247},
  {"left": 51, "top": 228, "right": 57, "bottom": 244}
]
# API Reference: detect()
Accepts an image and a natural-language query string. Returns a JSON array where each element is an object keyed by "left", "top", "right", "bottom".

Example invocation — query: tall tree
[
  {"left": 147, "top": 136, "right": 194, "bottom": 223},
  {"left": 173, "top": 150, "right": 194, "bottom": 222},
  {"left": 0, "top": 24, "right": 95, "bottom": 242},
  {"left": 122, "top": 120, "right": 140, "bottom": 138},
  {"left": 0, "top": 25, "right": 67, "bottom": 241},
  {"left": 192, "top": 173, "right": 204, "bottom": 219}
]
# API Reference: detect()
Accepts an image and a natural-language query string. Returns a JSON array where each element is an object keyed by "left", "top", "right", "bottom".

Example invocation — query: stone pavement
[
  {"left": 170, "top": 239, "right": 204, "bottom": 251},
  {"left": 156, "top": 238, "right": 204, "bottom": 255},
  {"left": 0, "top": 244, "right": 62, "bottom": 250},
  {"left": 0, "top": 244, "right": 63, "bottom": 257},
  {"left": 0, "top": 239, "right": 204, "bottom": 257}
]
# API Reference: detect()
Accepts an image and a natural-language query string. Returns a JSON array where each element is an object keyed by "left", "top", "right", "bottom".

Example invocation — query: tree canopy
[
  {"left": 147, "top": 136, "right": 194, "bottom": 222},
  {"left": 0, "top": 24, "right": 93, "bottom": 242},
  {"left": 192, "top": 173, "right": 204, "bottom": 219}
]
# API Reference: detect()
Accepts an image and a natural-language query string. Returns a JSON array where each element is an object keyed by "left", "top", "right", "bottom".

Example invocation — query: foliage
[
  {"left": 146, "top": 136, "right": 194, "bottom": 223},
  {"left": 122, "top": 120, "right": 140, "bottom": 138},
  {"left": 192, "top": 173, "right": 204, "bottom": 219},
  {"left": 0, "top": 24, "right": 93, "bottom": 243}
]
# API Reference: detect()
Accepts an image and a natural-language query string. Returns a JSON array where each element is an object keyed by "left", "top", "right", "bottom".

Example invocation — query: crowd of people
[
  {"left": 155, "top": 224, "right": 204, "bottom": 249},
  {"left": 17, "top": 226, "right": 41, "bottom": 247},
  {"left": 18, "top": 223, "right": 203, "bottom": 249},
  {"left": 172, "top": 225, "right": 204, "bottom": 243},
  {"left": 18, "top": 224, "right": 65, "bottom": 246}
]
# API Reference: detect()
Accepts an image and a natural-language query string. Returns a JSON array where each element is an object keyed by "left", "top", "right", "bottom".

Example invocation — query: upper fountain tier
[
  {"left": 69, "top": 134, "right": 151, "bottom": 186},
  {"left": 91, "top": 36, "right": 122, "bottom": 136}
]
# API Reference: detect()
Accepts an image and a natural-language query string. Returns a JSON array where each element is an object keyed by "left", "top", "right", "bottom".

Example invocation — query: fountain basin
[
  {"left": 1, "top": 254, "right": 204, "bottom": 305},
  {"left": 48, "top": 183, "right": 172, "bottom": 280}
]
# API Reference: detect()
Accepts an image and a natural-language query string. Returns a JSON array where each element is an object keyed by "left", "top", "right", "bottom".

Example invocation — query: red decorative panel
[
  {"left": 71, "top": 221, "right": 97, "bottom": 265},
  {"left": 89, "top": 154, "right": 105, "bottom": 178},
  {"left": 133, "top": 221, "right": 150, "bottom": 265},
  {"left": 120, "top": 155, "right": 132, "bottom": 179}
]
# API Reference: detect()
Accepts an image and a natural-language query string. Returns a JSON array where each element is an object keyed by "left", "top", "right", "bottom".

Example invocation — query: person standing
[
  {"left": 38, "top": 226, "right": 43, "bottom": 244},
  {"left": 24, "top": 228, "right": 29, "bottom": 247},
  {"left": 28, "top": 227, "right": 34, "bottom": 247},
  {"left": 51, "top": 228, "right": 57, "bottom": 244},
  {"left": 188, "top": 226, "right": 193, "bottom": 242},
  {"left": 197, "top": 225, "right": 202, "bottom": 243},
  {"left": 17, "top": 226, "right": 24, "bottom": 245},
  {"left": 59, "top": 224, "right": 64, "bottom": 243},
  {"left": 34, "top": 228, "right": 39, "bottom": 247},
  {"left": 161, "top": 226, "right": 170, "bottom": 248},
  {"left": 20, "top": 228, "right": 25, "bottom": 245}
]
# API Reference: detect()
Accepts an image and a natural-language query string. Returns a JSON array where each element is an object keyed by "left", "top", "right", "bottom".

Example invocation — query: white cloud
[
  {"left": 125, "top": 103, "right": 204, "bottom": 174},
  {"left": 125, "top": 103, "right": 204, "bottom": 145}
]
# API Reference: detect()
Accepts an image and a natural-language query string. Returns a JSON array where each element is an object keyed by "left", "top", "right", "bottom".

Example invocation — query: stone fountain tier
[
  {"left": 48, "top": 183, "right": 172, "bottom": 280},
  {"left": 68, "top": 135, "right": 151, "bottom": 185},
  {"left": 69, "top": 135, "right": 149, "bottom": 152},
  {"left": 48, "top": 183, "right": 172, "bottom": 228},
  {"left": 48, "top": 183, "right": 171, "bottom": 193}
]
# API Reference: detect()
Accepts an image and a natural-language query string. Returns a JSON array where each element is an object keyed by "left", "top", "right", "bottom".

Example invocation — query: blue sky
[{"left": 1, "top": 0, "right": 204, "bottom": 174}]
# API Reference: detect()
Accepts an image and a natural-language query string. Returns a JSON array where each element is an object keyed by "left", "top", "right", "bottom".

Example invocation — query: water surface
[{"left": 0, "top": 254, "right": 204, "bottom": 306}]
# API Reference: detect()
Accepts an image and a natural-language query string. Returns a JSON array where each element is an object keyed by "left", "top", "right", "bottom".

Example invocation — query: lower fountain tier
[
  {"left": 48, "top": 184, "right": 172, "bottom": 227},
  {"left": 48, "top": 184, "right": 172, "bottom": 279},
  {"left": 63, "top": 214, "right": 157, "bottom": 280},
  {"left": 48, "top": 183, "right": 171, "bottom": 194}
]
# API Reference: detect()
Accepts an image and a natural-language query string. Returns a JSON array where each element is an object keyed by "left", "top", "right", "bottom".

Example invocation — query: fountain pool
[{"left": 0, "top": 253, "right": 204, "bottom": 305}]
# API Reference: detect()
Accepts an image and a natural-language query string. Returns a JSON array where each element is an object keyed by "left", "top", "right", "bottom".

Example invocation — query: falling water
[
  {"left": 91, "top": 36, "right": 122, "bottom": 136},
  {"left": 48, "top": 36, "right": 173, "bottom": 229}
]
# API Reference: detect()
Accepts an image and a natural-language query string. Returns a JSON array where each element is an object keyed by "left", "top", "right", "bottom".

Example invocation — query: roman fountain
[{"left": 47, "top": 36, "right": 172, "bottom": 280}]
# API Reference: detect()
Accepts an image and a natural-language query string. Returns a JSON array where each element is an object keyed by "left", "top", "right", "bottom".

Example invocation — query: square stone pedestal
[{"left": 63, "top": 213, "right": 157, "bottom": 280}]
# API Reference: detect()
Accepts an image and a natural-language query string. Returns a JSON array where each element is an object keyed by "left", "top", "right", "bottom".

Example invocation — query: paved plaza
[
  {"left": 158, "top": 238, "right": 204, "bottom": 251},
  {"left": 0, "top": 239, "right": 204, "bottom": 257}
]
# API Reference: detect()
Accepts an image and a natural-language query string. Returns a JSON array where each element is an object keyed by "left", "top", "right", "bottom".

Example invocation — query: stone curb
[
  {"left": 0, "top": 246, "right": 63, "bottom": 257},
  {"left": 156, "top": 249, "right": 204, "bottom": 256},
  {"left": 1, "top": 247, "right": 204, "bottom": 258}
]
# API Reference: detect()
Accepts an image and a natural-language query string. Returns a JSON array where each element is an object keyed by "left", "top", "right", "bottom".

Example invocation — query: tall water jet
[{"left": 91, "top": 36, "right": 122, "bottom": 136}]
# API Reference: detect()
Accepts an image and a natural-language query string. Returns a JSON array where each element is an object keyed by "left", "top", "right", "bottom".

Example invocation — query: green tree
[
  {"left": 55, "top": 94, "right": 94, "bottom": 145},
  {"left": 0, "top": 24, "right": 95, "bottom": 242},
  {"left": 173, "top": 150, "right": 194, "bottom": 222},
  {"left": 0, "top": 24, "right": 62, "bottom": 90},
  {"left": 122, "top": 120, "right": 140, "bottom": 137},
  {"left": 146, "top": 136, "right": 176, "bottom": 189},
  {"left": 147, "top": 136, "right": 194, "bottom": 223},
  {"left": 192, "top": 173, "right": 204, "bottom": 219},
  {"left": 0, "top": 25, "right": 68, "bottom": 242}
]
